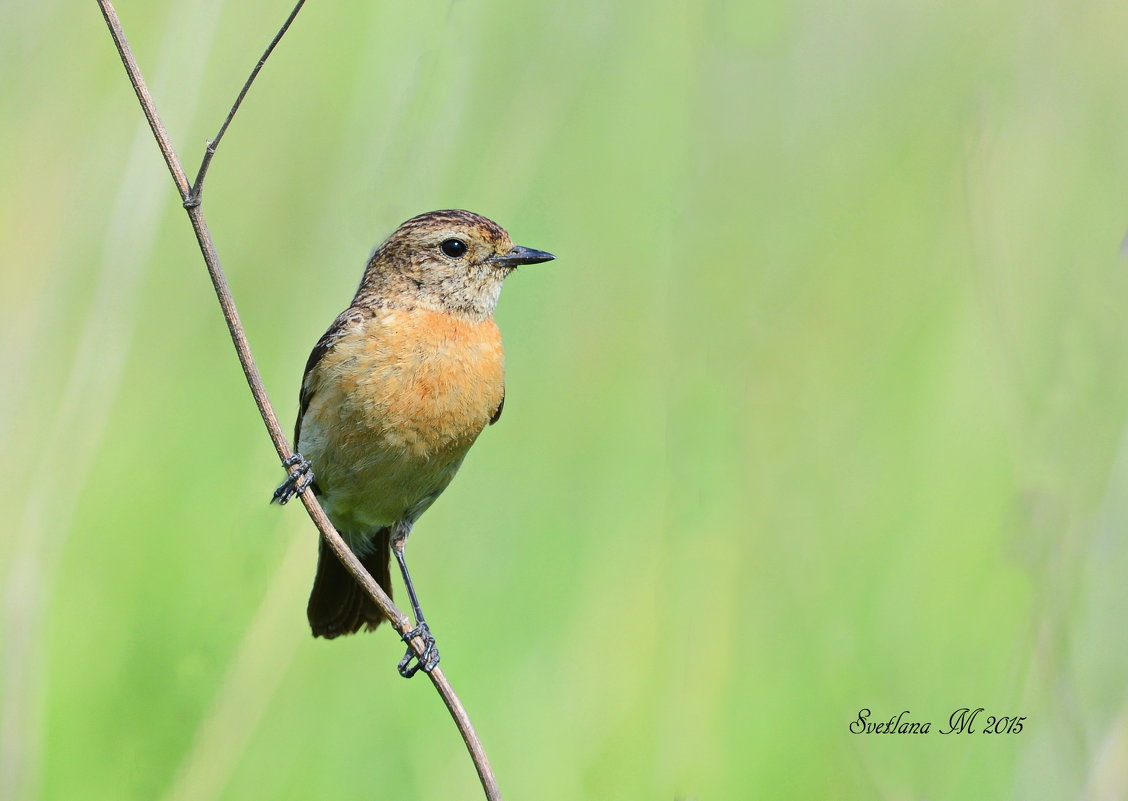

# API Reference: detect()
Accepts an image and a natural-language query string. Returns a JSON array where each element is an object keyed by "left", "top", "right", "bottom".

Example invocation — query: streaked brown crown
[{"left": 391, "top": 209, "right": 510, "bottom": 247}]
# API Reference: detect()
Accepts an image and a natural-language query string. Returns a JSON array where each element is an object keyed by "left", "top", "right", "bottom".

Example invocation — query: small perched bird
[{"left": 274, "top": 209, "right": 554, "bottom": 677}]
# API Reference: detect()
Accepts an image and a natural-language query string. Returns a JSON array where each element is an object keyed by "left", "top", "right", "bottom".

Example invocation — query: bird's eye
[{"left": 440, "top": 238, "right": 467, "bottom": 259}]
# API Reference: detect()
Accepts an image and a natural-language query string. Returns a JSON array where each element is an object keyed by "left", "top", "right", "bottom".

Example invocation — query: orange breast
[{"left": 297, "top": 307, "right": 505, "bottom": 532}]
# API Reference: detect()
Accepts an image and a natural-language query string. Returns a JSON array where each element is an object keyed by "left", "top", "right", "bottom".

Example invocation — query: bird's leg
[
  {"left": 272, "top": 453, "right": 313, "bottom": 505},
  {"left": 392, "top": 530, "right": 439, "bottom": 678}
]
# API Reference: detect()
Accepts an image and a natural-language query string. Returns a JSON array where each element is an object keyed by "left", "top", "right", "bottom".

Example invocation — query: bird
[{"left": 272, "top": 209, "right": 554, "bottom": 677}]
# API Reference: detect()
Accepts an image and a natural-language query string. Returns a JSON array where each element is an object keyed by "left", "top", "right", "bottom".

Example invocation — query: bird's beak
[{"left": 489, "top": 245, "right": 556, "bottom": 267}]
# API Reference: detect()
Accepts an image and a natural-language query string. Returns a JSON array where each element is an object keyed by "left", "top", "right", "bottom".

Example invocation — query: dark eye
[{"left": 440, "top": 238, "right": 467, "bottom": 259}]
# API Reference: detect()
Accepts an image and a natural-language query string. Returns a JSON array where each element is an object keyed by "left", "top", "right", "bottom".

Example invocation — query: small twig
[
  {"left": 94, "top": 2, "right": 502, "bottom": 799},
  {"left": 186, "top": 0, "right": 307, "bottom": 206}
]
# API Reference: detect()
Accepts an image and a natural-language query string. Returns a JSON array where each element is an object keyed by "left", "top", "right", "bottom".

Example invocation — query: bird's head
[{"left": 357, "top": 209, "right": 554, "bottom": 318}]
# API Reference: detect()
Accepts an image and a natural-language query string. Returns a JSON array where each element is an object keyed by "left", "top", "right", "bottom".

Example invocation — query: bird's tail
[{"left": 307, "top": 528, "right": 392, "bottom": 638}]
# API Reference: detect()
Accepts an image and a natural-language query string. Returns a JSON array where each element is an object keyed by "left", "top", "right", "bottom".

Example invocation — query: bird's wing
[
  {"left": 294, "top": 306, "right": 375, "bottom": 447},
  {"left": 489, "top": 389, "right": 504, "bottom": 425}
]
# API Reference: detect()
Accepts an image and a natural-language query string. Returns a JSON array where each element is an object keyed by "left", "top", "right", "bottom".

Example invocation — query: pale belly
[{"left": 308, "top": 441, "right": 468, "bottom": 542}]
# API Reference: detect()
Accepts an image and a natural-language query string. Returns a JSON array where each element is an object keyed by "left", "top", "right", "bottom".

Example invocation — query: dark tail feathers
[{"left": 307, "top": 528, "right": 392, "bottom": 638}]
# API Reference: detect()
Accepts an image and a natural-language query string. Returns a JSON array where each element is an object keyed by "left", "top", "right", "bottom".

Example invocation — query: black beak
[{"left": 489, "top": 245, "right": 555, "bottom": 267}]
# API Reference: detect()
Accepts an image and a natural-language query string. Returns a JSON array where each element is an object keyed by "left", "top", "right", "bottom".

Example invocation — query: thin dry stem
[
  {"left": 187, "top": 0, "right": 308, "bottom": 205},
  {"left": 94, "top": 2, "right": 502, "bottom": 798}
]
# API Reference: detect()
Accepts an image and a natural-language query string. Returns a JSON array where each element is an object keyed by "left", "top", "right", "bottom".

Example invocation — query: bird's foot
[
  {"left": 272, "top": 453, "right": 313, "bottom": 505},
  {"left": 397, "top": 622, "right": 440, "bottom": 678}
]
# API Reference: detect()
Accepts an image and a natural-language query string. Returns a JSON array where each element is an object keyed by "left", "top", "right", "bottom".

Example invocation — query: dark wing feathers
[
  {"left": 489, "top": 390, "right": 505, "bottom": 425},
  {"left": 294, "top": 307, "right": 374, "bottom": 447}
]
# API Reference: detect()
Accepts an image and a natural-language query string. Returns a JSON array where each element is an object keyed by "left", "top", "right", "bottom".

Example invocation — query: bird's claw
[
  {"left": 397, "top": 622, "right": 440, "bottom": 678},
  {"left": 272, "top": 453, "right": 313, "bottom": 504}
]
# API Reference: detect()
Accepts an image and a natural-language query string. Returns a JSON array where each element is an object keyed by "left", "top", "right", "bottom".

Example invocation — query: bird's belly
[
  {"left": 298, "top": 308, "right": 504, "bottom": 535},
  {"left": 316, "top": 447, "right": 466, "bottom": 539}
]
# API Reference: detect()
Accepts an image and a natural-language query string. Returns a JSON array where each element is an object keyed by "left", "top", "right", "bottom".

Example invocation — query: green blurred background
[{"left": 4, "top": 0, "right": 1128, "bottom": 798}]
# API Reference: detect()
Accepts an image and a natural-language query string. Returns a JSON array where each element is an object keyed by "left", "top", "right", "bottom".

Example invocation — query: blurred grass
[{"left": 4, "top": 0, "right": 1128, "bottom": 798}]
